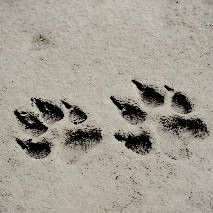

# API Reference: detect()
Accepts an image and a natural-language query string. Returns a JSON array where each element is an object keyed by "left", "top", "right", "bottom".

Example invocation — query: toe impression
[
  {"left": 14, "top": 110, "right": 48, "bottom": 134},
  {"left": 132, "top": 80, "right": 165, "bottom": 106},
  {"left": 16, "top": 138, "right": 51, "bottom": 159},
  {"left": 31, "top": 98, "right": 64, "bottom": 122},
  {"left": 110, "top": 96, "right": 147, "bottom": 125},
  {"left": 61, "top": 100, "right": 87, "bottom": 124}
]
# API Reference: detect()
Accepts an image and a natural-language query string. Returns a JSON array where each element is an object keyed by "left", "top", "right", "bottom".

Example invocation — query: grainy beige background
[{"left": 0, "top": 0, "right": 213, "bottom": 212}]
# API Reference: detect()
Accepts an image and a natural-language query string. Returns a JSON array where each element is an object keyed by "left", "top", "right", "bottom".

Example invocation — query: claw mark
[
  {"left": 164, "top": 85, "right": 174, "bottom": 92},
  {"left": 14, "top": 110, "right": 48, "bottom": 133},
  {"left": 110, "top": 96, "right": 147, "bottom": 125},
  {"left": 65, "top": 127, "right": 102, "bottom": 150},
  {"left": 132, "top": 80, "right": 165, "bottom": 106},
  {"left": 160, "top": 116, "right": 209, "bottom": 138},
  {"left": 16, "top": 138, "right": 51, "bottom": 159},
  {"left": 114, "top": 131, "right": 152, "bottom": 155},
  {"left": 31, "top": 98, "right": 64, "bottom": 122},
  {"left": 61, "top": 100, "right": 87, "bottom": 124},
  {"left": 171, "top": 92, "right": 193, "bottom": 114}
]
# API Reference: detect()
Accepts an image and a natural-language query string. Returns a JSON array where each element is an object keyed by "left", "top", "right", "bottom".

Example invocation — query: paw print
[
  {"left": 14, "top": 98, "right": 102, "bottom": 159},
  {"left": 110, "top": 80, "right": 209, "bottom": 157}
]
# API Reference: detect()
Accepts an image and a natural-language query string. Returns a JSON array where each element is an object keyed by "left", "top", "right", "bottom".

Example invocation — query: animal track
[
  {"left": 111, "top": 80, "right": 209, "bottom": 156},
  {"left": 14, "top": 98, "right": 102, "bottom": 159},
  {"left": 13, "top": 83, "right": 209, "bottom": 160}
]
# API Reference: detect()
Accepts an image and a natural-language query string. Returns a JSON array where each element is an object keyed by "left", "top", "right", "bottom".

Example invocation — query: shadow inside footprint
[
  {"left": 64, "top": 127, "right": 102, "bottom": 151},
  {"left": 110, "top": 96, "right": 147, "bottom": 125},
  {"left": 14, "top": 110, "right": 48, "bottom": 135},
  {"left": 160, "top": 116, "right": 209, "bottom": 138},
  {"left": 31, "top": 98, "right": 64, "bottom": 122},
  {"left": 132, "top": 80, "right": 165, "bottom": 106},
  {"left": 114, "top": 131, "right": 152, "bottom": 155},
  {"left": 171, "top": 92, "right": 193, "bottom": 114},
  {"left": 16, "top": 138, "right": 51, "bottom": 159}
]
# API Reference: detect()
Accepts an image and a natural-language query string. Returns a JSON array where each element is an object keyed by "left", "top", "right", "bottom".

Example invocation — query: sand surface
[{"left": 0, "top": 0, "right": 213, "bottom": 212}]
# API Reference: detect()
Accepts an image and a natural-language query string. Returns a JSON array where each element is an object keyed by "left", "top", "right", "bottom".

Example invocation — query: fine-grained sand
[{"left": 0, "top": 0, "right": 213, "bottom": 212}]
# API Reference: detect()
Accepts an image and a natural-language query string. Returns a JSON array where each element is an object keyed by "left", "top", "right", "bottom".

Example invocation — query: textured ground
[{"left": 0, "top": 0, "right": 213, "bottom": 212}]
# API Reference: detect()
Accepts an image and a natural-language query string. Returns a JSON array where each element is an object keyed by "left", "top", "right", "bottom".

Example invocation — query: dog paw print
[
  {"left": 110, "top": 80, "right": 209, "bottom": 156},
  {"left": 14, "top": 98, "right": 102, "bottom": 159}
]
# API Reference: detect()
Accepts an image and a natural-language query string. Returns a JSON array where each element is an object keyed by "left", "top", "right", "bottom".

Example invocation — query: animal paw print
[
  {"left": 14, "top": 98, "right": 102, "bottom": 159},
  {"left": 111, "top": 80, "right": 209, "bottom": 156}
]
